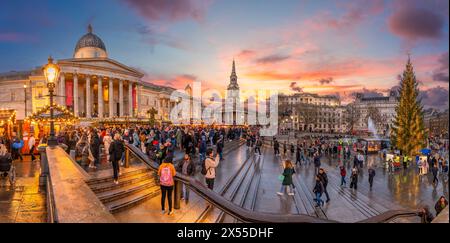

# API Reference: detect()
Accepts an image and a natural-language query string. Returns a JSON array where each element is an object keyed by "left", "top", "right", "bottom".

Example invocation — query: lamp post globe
[{"left": 42, "top": 56, "right": 60, "bottom": 146}]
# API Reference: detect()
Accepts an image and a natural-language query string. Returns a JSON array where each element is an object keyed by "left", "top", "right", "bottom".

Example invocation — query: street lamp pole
[
  {"left": 42, "top": 56, "right": 60, "bottom": 147},
  {"left": 24, "top": 84, "right": 27, "bottom": 118}
]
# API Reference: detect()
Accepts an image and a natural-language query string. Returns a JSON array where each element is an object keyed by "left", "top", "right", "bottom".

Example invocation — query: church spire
[
  {"left": 88, "top": 24, "right": 93, "bottom": 33},
  {"left": 228, "top": 59, "right": 239, "bottom": 90},
  {"left": 231, "top": 59, "right": 236, "bottom": 76}
]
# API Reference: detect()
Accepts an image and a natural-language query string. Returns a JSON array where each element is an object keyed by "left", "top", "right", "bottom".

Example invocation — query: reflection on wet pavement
[{"left": 0, "top": 156, "right": 47, "bottom": 223}]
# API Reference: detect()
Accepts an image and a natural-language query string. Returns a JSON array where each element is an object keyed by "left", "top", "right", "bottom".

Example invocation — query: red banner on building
[
  {"left": 66, "top": 81, "right": 73, "bottom": 106},
  {"left": 132, "top": 86, "right": 137, "bottom": 109}
]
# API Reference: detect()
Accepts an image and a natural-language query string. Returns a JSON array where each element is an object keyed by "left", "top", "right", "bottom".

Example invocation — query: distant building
[
  {"left": 424, "top": 108, "right": 449, "bottom": 138},
  {"left": 351, "top": 91, "right": 398, "bottom": 136},
  {"left": 278, "top": 93, "right": 346, "bottom": 133}
]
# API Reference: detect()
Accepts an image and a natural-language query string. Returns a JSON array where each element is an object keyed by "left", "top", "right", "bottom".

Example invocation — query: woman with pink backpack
[{"left": 158, "top": 156, "right": 176, "bottom": 215}]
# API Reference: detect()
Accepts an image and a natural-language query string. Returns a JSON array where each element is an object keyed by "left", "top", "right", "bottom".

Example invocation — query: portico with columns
[{"left": 54, "top": 25, "right": 144, "bottom": 119}]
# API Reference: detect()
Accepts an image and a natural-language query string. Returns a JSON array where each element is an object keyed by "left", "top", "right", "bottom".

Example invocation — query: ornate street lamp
[{"left": 42, "top": 56, "right": 60, "bottom": 146}]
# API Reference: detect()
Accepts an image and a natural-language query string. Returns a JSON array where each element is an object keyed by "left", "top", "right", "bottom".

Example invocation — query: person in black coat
[
  {"left": 318, "top": 168, "right": 330, "bottom": 202},
  {"left": 368, "top": 167, "right": 376, "bottom": 190},
  {"left": 109, "top": 134, "right": 124, "bottom": 184},
  {"left": 273, "top": 139, "right": 280, "bottom": 156},
  {"left": 90, "top": 130, "right": 101, "bottom": 167},
  {"left": 295, "top": 144, "right": 301, "bottom": 165}
]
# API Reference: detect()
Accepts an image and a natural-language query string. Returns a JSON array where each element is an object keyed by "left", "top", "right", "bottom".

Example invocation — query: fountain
[{"left": 367, "top": 117, "right": 380, "bottom": 139}]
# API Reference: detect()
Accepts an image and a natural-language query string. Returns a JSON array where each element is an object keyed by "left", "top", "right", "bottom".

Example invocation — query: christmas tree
[{"left": 391, "top": 55, "right": 426, "bottom": 155}]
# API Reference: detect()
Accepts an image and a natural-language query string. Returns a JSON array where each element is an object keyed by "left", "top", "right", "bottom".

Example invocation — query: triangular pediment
[{"left": 58, "top": 58, "right": 144, "bottom": 78}]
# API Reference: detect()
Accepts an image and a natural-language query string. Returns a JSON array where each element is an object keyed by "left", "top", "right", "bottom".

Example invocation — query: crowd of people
[{"left": 0, "top": 125, "right": 448, "bottom": 222}]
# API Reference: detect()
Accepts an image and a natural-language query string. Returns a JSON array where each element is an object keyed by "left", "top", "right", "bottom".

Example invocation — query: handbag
[{"left": 278, "top": 174, "right": 285, "bottom": 181}]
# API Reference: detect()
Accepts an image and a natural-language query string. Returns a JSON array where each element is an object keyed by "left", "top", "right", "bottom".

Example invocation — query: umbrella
[{"left": 420, "top": 148, "right": 431, "bottom": 155}]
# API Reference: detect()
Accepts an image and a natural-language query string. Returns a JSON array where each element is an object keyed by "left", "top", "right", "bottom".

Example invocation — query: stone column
[
  {"left": 97, "top": 76, "right": 103, "bottom": 118},
  {"left": 136, "top": 83, "right": 141, "bottom": 118},
  {"left": 74, "top": 73, "right": 79, "bottom": 116},
  {"left": 109, "top": 77, "right": 114, "bottom": 118},
  {"left": 86, "top": 75, "right": 91, "bottom": 118},
  {"left": 119, "top": 79, "right": 124, "bottom": 117},
  {"left": 60, "top": 73, "right": 65, "bottom": 106},
  {"left": 128, "top": 81, "right": 133, "bottom": 117}
]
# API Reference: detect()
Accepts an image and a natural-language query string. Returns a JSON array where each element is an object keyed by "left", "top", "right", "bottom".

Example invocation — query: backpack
[
  {"left": 159, "top": 166, "right": 174, "bottom": 186},
  {"left": 201, "top": 158, "right": 211, "bottom": 175}
]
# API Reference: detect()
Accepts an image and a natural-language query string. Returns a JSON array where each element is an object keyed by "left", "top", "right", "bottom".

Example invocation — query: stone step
[
  {"left": 106, "top": 187, "right": 161, "bottom": 214},
  {"left": 96, "top": 179, "right": 159, "bottom": 204},
  {"left": 87, "top": 168, "right": 151, "bottom": 186},
  {"left": 89, "top": 173, "right": 155, "bottom": 194}
]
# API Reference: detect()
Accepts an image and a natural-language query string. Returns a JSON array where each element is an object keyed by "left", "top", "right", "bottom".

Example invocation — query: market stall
[
  {"left": 0, "top": 109, "right": 16, "bottom": 144},
  {"left": 24, "top": 104, "right": 78, "bottom": 149}
]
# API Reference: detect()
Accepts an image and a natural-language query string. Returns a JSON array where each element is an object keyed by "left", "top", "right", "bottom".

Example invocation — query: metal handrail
[
  {"left": 357, "top": 210, "right": 420, "bottom": 223},
  {"left": 125, "top": 144, "right": 421, "bottom": 223},
  {"left": 46, "top": 174, "right": 57, "bottom": 223}
]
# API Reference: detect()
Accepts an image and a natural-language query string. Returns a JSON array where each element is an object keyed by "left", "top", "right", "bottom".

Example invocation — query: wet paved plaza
[
  {"left": 115, "top": 143, "right": 448, "bottom": 223},
  {"left": 0, "top": 156, "right": 47, "bottom": 223}
]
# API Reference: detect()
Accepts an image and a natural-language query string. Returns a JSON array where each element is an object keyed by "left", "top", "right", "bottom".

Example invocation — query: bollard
[
  {"left": 174, "top": 180, "right": 182, "bottom": 209},
  {"left": 125, "top": 149, "right": 129, "bottom": 168}
]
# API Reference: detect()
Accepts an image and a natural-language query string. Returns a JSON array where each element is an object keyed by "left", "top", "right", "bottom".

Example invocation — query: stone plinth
[{"left": 46, "top": 146, "right": 116, "bottom": 223}]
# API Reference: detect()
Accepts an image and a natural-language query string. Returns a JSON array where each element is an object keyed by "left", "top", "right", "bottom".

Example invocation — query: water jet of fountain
[{"left": 367, "top": 117, "right": 380, "bottom": 139}]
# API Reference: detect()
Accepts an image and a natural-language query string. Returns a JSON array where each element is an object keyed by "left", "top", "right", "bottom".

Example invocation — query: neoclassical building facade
[{"left": 0, "top": 25, "right": 176, "bottom": 123}]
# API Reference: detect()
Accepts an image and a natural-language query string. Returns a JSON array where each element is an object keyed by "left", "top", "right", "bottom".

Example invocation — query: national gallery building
[{"left": 0, "top": 25, "right": 176, "bottom": 125}]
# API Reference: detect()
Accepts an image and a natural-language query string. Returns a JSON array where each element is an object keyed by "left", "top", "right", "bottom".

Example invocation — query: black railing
[{"left": 125, "top": 144, "right": 421, "bottom": 223}]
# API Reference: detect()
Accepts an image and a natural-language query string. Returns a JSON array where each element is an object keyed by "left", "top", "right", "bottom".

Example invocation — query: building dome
[{"left": 74, "top": 24, "right": 108, "bottom": 58}]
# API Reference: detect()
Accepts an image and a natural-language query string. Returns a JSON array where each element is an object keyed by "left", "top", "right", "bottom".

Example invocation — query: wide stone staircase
[
  {"left": 86, "top": 167, "right": 160, "bottom": 214},
  {"left": 87, "top": 138, "right": 245, "bottom": 214}
]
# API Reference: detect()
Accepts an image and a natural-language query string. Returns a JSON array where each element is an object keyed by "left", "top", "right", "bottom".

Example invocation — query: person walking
[
  {"left": 216, "top": 135, "right": 224, "bottom": 161},
  {"left": 246, "top": 135, "right": 252, "bottom": 150},
  {"left": 418, "top": 158, "right": 424, "bottom": 175},
  {"left": 103, "top": 131, "right": 112, "bottom": 162},
  {"left": 349, "top": 167, "right": 358, "bottom": 190},
  {"left": 290, "top": 143, "right": 295, "bottom": 156},
  {"left": 109, "top": 134, "right": 124, "bottom": 184},
  {"left": 313, "top": 176, "right": 324, "bottom": 207},
  {"left": 176, "top": 153, "right": 195, "bottom": 202},
  {"left": 204, "top": 148, "right": 220, "bottom": 190},
  {"left": 28, "top": 134, "right": 36, "bottom": 162},
  {"left": 91, "top": 129, "right": 101, "bottom": 168},
  {"left": 340, "top": 166, "right": 347, "bottom": 186},
  {"left": 10, "top": 133, "right": 23, "bottom": 161},
  {"left": 158, "top": 156, "right": 176, "bottom": 215},
  {"left": 277, "top": 160, "right": 295, "bottom": 196},
  {"left": 318, "top": 168, "right": 330, "bottom": 203},
  {"left": 273, "top": 139, "right": 280, "bottom": 156},
  {"left": 255, "top": 138, "right": 262, "bottom": 156},
  {"left": 431, "top": 163, "right": 439, "bottom": 185},
  {"left": 295, "top": 144, "right": 301, "bottom": 166},
  {"left": 434, "top": 196, "right": 448, "bottom": 216},
  {"left": 313, "top": 152, "right": 321, "bottom": 175},
  {"left": 199, "top": 135, "right": 207, "bottom": 163},
  {"left": 368, "top": 167, "right": 376, "bottom": 190},
  {"left": 283, "top": 141, "right": 287, "bottom": 156}
]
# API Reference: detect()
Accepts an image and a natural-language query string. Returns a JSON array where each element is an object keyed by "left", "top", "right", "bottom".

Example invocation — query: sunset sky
[{"left": 0, "top": 0, "right": 448, "bottom": 109}]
